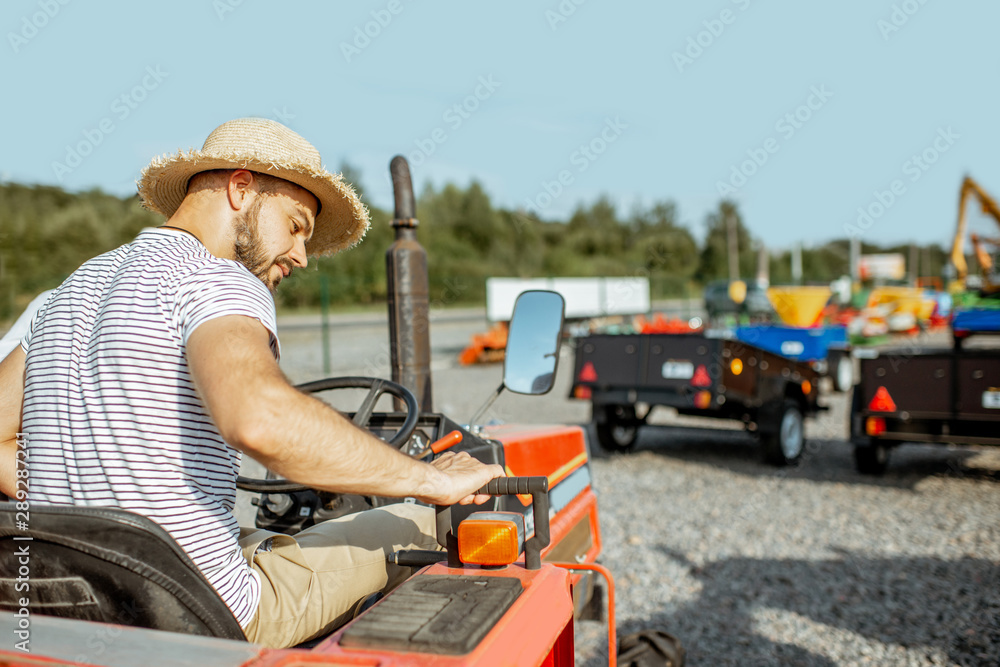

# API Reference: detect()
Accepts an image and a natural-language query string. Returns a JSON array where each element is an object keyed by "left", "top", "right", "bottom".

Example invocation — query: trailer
[
  {"left": 850, "top": 308, "right": 1000, "bottom": 474},
  {"left": 733, "top": 324, "right": 854, "bottom": 392},
  {"left": 570, "top": 331, "right": 824, "bottom": 466}
]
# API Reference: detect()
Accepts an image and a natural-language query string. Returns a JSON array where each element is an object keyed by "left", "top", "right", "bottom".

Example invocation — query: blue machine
[
  {"left": 952, "top": 307, "right": 1000, "bottom": 336},
  {"left": 734, "top": 324, "right": 849, "bottom": 362}
]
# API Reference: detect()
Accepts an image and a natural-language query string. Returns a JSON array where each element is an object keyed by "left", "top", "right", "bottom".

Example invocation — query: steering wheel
[{"left": 235, "top": 376, "right": 420, "bottom": 493}]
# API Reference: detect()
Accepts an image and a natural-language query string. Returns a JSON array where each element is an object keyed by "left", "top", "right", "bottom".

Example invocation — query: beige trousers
[{"left": 239, "top": 503, "right": 440, "bottom": 648}]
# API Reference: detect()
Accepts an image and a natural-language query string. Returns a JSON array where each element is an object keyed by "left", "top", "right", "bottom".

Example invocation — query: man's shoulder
[
  {"left": 178, "top": 256, "right": 268, "bottom": 295},
  {"left": 132, "top": 229, "right": 262, "bottom": 291}
]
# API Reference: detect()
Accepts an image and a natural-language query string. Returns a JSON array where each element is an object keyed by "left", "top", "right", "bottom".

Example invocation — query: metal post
[
  {"left": 792, "top": 242, "right": 803, "bottom": 286},
  {"left": 850, "top": 236, "right": 861, "bottom": 291},
  {"left": 756, "top": 244, "right": 769, "bottom": 287},
  {"left": 320, "top": 274, "right": 331, "bottom": 376}
]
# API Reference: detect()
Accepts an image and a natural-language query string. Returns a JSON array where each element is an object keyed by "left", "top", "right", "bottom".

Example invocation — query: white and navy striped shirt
[{"left": 21, "top": 227, "right": 280, "bottom": 629}]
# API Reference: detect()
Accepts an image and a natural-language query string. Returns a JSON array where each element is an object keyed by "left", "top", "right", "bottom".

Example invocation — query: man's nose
[{"left": 289, "top": 238, "right": 308, "bottom": 269}]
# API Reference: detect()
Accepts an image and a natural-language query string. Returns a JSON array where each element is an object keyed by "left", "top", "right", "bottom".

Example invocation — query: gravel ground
[{"left": 247, "top": 312, "right": 1000, "bottom": 667}]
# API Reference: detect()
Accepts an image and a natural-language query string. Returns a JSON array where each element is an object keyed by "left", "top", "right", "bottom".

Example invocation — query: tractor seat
[{"left": 0, "top": 502, "right": 245, "bottom": 641}]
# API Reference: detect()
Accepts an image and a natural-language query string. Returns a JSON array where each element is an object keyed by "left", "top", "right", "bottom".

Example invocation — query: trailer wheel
[
  {"left": 833, "top": 353, "right": 854, "bottom": 393},
  {"left": 595, "top": 404, "right": 639, "bottom": 452},
  {"left": 761, "top": 400, "right": 804, "bottom": 466},
  {"left": 854, "top": 440, "right": 890, "bottom": 475}
]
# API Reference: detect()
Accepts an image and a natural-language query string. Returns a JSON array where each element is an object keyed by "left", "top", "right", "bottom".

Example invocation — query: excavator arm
[{"left": 950, "top": 176, "right": 1000, "bottom": 293}]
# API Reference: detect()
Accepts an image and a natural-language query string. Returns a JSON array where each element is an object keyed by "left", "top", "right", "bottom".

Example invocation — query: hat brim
[{"left": 137, "top": 149, "right": 370, "bottom": 257}]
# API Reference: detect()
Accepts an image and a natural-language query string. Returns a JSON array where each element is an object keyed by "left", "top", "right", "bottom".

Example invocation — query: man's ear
[{"left": 227, "top": 170, "right": 255, "bottom": 212}]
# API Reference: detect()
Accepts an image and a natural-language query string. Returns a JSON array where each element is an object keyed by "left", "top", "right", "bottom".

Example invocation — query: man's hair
[{"left": 186, "top": 169, "right": 298, "bottom": 198}]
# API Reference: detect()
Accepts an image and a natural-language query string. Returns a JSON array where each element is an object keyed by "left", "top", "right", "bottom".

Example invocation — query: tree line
[{"left": 0, "top": 175, "right": 948, "bottom": 322}]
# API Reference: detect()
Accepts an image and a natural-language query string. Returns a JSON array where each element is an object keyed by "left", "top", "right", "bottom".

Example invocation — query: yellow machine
[{"left": 949, "top": 176, "right": 1000, "bottom": 294}]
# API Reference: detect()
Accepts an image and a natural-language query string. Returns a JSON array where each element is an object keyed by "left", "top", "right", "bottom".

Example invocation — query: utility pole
[
  {"left": 726, "top": 211, "right": 739, "bottom": 282},
  {"left": 792, "top": 242, "right": 803, "bottom": 286},
  {"left": 756, "top": 243, "right": 769, "bottom": 287},
  {"left": 850, "top": 237, "right": 861, "bottom": 290}
]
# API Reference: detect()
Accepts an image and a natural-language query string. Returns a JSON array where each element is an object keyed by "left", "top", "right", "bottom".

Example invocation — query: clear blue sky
[{"left": 2, "top": 0, "right": 998, "bottom": 252}]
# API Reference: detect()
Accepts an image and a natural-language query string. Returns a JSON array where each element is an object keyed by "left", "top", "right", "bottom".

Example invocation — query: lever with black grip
[{"left": 436, "top": 476, "right": 550, "bottom": 570}]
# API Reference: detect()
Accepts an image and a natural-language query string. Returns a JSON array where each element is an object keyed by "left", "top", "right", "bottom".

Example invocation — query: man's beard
[{"left": 232, "top": 197, "right": 291, "bottom": 292}]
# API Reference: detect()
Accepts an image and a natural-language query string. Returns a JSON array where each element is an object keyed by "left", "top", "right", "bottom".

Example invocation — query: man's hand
[{"left": 419, "top": 452, "right": 505, "bottom": 506}]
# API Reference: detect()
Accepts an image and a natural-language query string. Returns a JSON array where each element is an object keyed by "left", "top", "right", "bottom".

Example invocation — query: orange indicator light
[
  {"left": 457, "top": 516, "right": 524, "bottom": 566},
  {"left": 694, "top": 390, "right": 712, "bottom": 409},
  {"left": 866, "top": 416, "right": 886, "bottom": 436}
]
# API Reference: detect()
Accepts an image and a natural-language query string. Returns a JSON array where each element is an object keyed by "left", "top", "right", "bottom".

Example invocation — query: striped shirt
[{"left": 21, "top": 227, "right": 280, "bottom": 629}]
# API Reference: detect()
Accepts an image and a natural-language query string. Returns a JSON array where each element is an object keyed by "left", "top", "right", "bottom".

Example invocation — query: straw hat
[{"left": 137, "top": 118, "right": 369, "bottom": 256}]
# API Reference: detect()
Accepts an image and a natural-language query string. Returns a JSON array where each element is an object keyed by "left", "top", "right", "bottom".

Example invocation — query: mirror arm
[{"left": 467, "top": 382, "right": 505, "bottom": 426}]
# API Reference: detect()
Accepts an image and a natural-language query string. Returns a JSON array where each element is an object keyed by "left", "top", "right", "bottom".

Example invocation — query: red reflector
[
  {"left": 866, "top": 416, "right": 886, "bottom": 436},
  {"left": 579, "top": 361, "right": 598, "bottom": 382},
  {"left": 868, "top": 386, "right": 897, "bottom": 412},
  {"left": 691, "top": 364, "right": 711, "bottom": 387}
]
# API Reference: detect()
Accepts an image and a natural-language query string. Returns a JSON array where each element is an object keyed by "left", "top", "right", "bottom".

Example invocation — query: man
[{"left": 0, "top": 118, "right": 504, "bottom": 648}]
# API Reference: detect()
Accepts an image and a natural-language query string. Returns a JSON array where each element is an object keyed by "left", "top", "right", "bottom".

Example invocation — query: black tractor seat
[{"left": 0, "top": 502, "right": 245, "bottom": 640}]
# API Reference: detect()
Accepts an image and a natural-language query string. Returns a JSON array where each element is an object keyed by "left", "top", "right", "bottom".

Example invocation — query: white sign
[
  {"left": 486, "top": 277, "right": 650, "bottom": 322},
  {"left": 859, "top": 254, "right": 906, "bottom": 280},
  {"left": 780, "top": 341, "right": 805, "bottom": 356},
  {"left": 662, "top": 361, "right": 694, "bottom": 379},
  {"left": 983, "top": 390, "right": 1000, "bottom": 409}
]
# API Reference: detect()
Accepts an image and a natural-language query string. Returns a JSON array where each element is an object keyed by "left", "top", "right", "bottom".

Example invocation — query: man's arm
[
  {"left": 187, "top": 315, "right": 503, "bottom": 506},
  {"left": 0, "top": 346, "right": 26, "bottom": 498}
]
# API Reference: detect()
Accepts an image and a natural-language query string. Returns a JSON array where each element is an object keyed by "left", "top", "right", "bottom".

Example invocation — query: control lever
[
  {"left": 435, "top": 476, "right": 550, "bottom": 570},
  {"left": 389, "top": 476, "right": 550, "bottom": 570}
]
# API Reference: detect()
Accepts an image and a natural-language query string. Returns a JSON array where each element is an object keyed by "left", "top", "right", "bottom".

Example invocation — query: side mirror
[{"left": 503, "top": 290, "right": 566, "bottom": 395}]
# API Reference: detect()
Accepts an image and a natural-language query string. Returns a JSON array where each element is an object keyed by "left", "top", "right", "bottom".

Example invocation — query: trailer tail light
[
  {"left": 578, "top": 361, "right": 598, "bottom": 382},
  {"left": 866, "top": 416, "right": 887, "bottom": 436},
  {"left": 694, "top": 390, "right": 712, "bottom": 409},
  {"left": 573, "top": 385, "right": 592, "bottom": 399},
  {"left": 868, "top": 386, "right": 897, "bottom": 412},
  {"left": 802, "top": 380, "right": 812, "bottom": 395},
  {"left": 691, "top": 364, "right": 711, "bottom": 387},
  {"left": 457, "top": 512, "right": 525, "bottom": 566},
  {"left": 730, "top": 358, "right": 743, "bottom": 375}
]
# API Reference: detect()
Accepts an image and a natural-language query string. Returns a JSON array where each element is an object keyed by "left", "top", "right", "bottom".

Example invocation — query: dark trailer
[
  {"left": 850, "top": 335, "right": 1000, "bottom": 474},
  {"left": 570, "top": 331, "right": 824, "bottom": 466}
]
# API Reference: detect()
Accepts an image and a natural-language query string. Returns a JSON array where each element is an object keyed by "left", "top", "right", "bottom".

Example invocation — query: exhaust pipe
[{"left": 386, "top": 155, "right": 433, "bottom": 412}]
